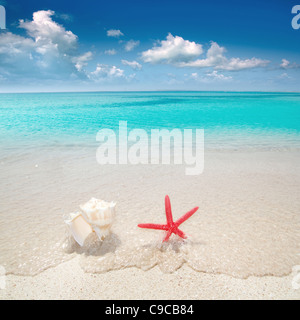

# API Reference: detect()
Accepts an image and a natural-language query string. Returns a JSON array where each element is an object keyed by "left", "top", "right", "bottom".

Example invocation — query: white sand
[
  {"left": 1, "top": 150, "right": 300, "bottom": 299},
  {"left": 1, "top": 256, "right": 299, "bottom": 300}
]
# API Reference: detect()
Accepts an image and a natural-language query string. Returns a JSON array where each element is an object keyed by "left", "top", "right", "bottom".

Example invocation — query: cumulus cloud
[
  {"left": 280, "top": 59, "right": 299, "bottom": 69},
  {"left": 72, "top": 51, "right": 93, "bottom": 71},
  {"left": 178, "top": 42, "right": 226, "bottom": 68},
  {"left": 0, "top": 10, "right": 84, "bottom": 80},
  {"left": 105, "top": 49, "right": 117, "bottom": 55},
  {"left": 178, "top": 42, "right": 269, "bottom": 70},
  {"left": 0, "top": 32, "right": 35, "bottom": 54},
  {"left": 19, "top": 10, "right": 78, "bottom": 56},
  {"left": 217, "top": 57, "right": 269, "bottom": 71},
  {"left": 280, "top": 59, "right": 290, "bottom": 69},
  {"left": 121, "top": 59, "right": 142, "bottom": 70},
  {"left": 142, "top": 35, "right": 269, "bottom": 71},
  {"left": 0, "top": 10, "right": 128, "bottom": 84},
  {"left": 124, "top": 40, "right": 140, "bottom": 52},
  {"left": 206, "top": 70, "right": 232, "bottom": 80},
  {"left": 141, "top": 33, "right": 203, "bottom": 64},
  {"left": 188, "top": 70, "right": 232, "bottom": 82},
  {"left": 89, "top": 64, "right": 124, "bottom": 80},
  {"left": 0, "top": 33, "right": 37, "bottom": 79},
  {"left": 107, "top": 29, "right": 124, "bottom": 37}
]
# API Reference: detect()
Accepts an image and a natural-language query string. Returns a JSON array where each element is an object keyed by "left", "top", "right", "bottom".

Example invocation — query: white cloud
[
  {"left": 142, "top": 35, "right": 269, "bottom": 71},
  {"left": 217, "top": 57, "right": 269, "bottom": 71},
  {"left": 124, "top": 40, "right": 140, "bottom": 52},
  {"left": 191, "top": 72, "right": 198, "bottom": 79},
  {"left": 178, "top": 42, "right": 226, "bottom": 68},
  {"left": 206, "top": 70, "right": 232, "bottom": 80},
  {"left": 19, "top": 10, "right": 78, "bottom": 56},
  {"left": 188, "top": 70, "right": 232, "bottom": 82},
  {"left": 141, "top": 33, "right": 203, "bottom": 64},
  {"left": 0, "top": 10, "right": 127, "bottom": 84},
  {"left": 179, "top": 42, "right": 269, "bottom": 71},
  {"left": 72, "top": 51, "right": 93, "bottom": 71},
  {"left": 0, "top": 10, "right": 84, "bottom": 80},
  {"left": 0, "top": 32, "right": 35, "bottom": 54},
  {"left": 89, "top": 64, "right": 124, "bottom": 80},
  {"left": 105, "top": 49, "right": 117, "bottom": 55},
  {"left": 280, "top": 59, "right": 299, "bottom": 69},
  {"left": 107, "top": 29, "right": 124, "bottom": 37},
  {"left": 121, "top": 59, "right": 142, "bottom": 70},
  {"left": 280, "top": 59, "right": 290, "bottom": 69}
]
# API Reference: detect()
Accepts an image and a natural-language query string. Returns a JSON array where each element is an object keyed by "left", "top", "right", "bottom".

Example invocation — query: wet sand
[{"left": 1, "top": 257, "right": 300, "bottom": 300}]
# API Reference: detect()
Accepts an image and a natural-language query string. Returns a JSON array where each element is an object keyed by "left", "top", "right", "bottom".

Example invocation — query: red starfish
[{"left": 138, "top": 195, "right": 199, "bottom": 242}]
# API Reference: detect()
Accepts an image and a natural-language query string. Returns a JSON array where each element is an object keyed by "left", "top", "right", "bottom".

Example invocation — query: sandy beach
[{"left": 1, "top": 148, "right": 299, "bottom": 299}]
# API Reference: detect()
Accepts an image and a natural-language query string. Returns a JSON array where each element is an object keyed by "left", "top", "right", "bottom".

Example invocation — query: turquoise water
[{"left": 0, "top": 91, "right": 300, "bottom": 150}]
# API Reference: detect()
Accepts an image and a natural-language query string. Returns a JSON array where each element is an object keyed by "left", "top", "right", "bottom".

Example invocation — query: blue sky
[{"left": 0, "top": 0, "right": 299, "bottom": 92}]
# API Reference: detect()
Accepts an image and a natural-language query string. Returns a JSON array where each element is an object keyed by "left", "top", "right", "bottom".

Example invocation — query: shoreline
[{"left": 1, "top": 256, "right": 299, "bottom": 300}]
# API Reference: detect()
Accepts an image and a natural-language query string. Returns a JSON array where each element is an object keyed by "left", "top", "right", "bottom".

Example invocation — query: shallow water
[
  {"left": 1, "top": 91, "right": 300, "bottom": 150},
  {"left": 0, "top": 92, "right": 299, "bottom": 278}
]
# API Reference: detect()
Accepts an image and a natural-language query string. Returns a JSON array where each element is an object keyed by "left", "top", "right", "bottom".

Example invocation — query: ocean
[{"left": 0, "top": 91, "right": 300, "bottom": 151}]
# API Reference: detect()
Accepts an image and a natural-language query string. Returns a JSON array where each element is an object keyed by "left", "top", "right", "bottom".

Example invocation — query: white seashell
[
  {"left": 64, "top": 211, "right": 93, "bottom": 246},
  {"left": 80, "top": 197, "right": 115, "bottom": 229},
  {"left": 64, "top": 198, "right": 116, "bottom": 246}
]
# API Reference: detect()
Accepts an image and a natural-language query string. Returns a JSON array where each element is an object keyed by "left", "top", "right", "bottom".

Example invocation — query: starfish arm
[
  {"left": 175, "top": 207, "right": 199, "bottom": 227},
  {"left": 163, "top": 229, "right": 173, "bottom": 242},
  {"left": 174, "top": 228, "right": 187, "bottom": 239},
  {"left": 165, "top": 195, "right": 174, "bottom": 226},
  {"left": 138, "top": 223, "right": 167, "bottom": 230}
]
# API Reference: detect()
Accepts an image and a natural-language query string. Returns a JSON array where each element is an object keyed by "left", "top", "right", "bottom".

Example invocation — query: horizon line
[{"left": 0, "top": 90, "right": 300, "bottom": 94}]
